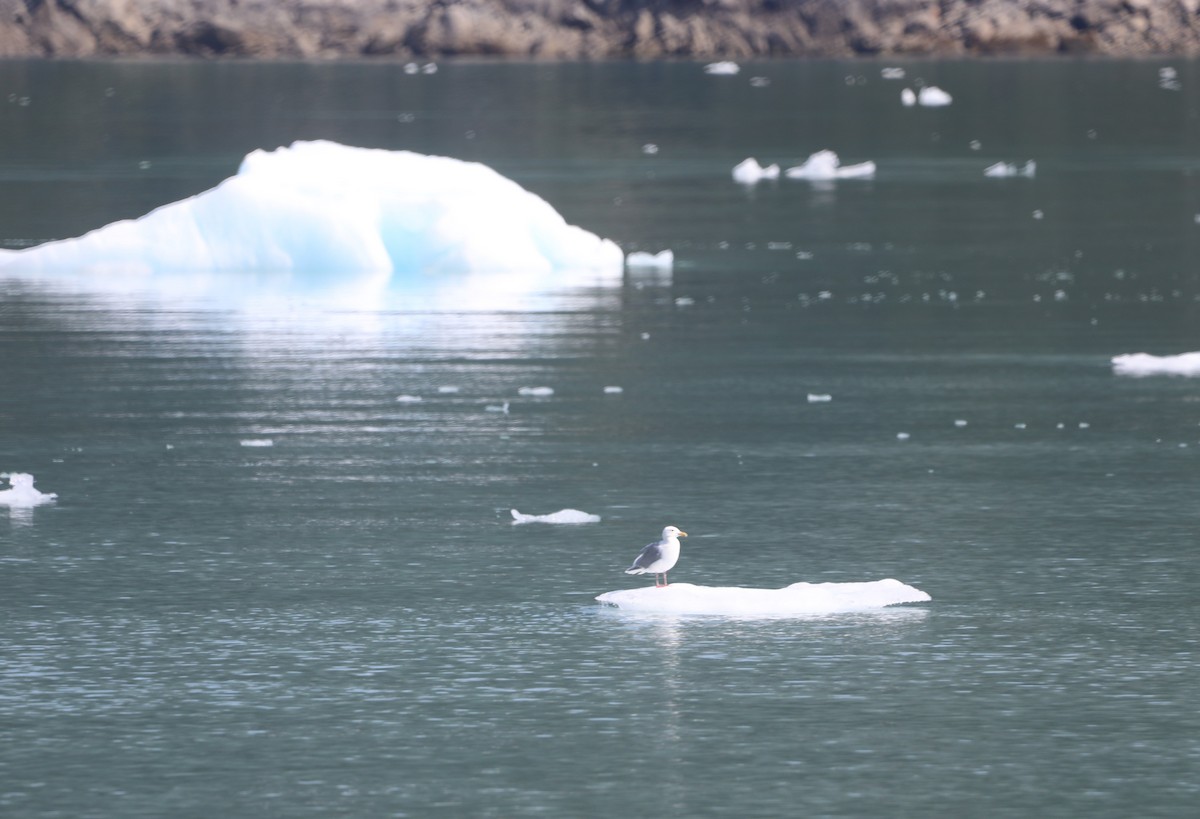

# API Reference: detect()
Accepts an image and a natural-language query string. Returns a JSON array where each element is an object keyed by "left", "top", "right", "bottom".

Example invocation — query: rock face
[{"left": 3, "top": 1, "right": 1200, "bottom": 59}]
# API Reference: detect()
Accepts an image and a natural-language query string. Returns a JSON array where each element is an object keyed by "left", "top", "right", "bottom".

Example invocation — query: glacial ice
[
  {"left": 626, "top": 250, "right": 674, "bottom": 271},
  {"left": 0, "top": 141, "right": 624, "bottom": 292},
  {"left": 704, "top": 61, "right": 740, "bottom": 75},
  {"left": 785, "top": 151, "right": 876, "bottom": 181},
  {"left": 732, "top": 158, "right": 780, "bottom": 184},
  {"left": 511, "top": 508, "right": 601, "bottom": 524},
  {"left": 1112, "top": 351, "right": 1200, "bottom": 376},
  {"left": 596, "top": 579, "right": 930, "bottom": 616},
  {"left": 0, "top": 473, "right": 57, "bottom": 507},
  {"left": 984, "top": 160, "right": 1037, "bottom": 178},
  {"left": 918, "top": 86, "right": 953, "bottom": 106}
]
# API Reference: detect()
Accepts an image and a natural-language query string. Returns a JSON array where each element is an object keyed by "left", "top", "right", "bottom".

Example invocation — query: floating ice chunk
[
  {"left": 511, "top": 508, "right": 601, "bottom": 524},
  {"left": 485, "top": 401, "right": 510, "bottom": 414},
  {"left": 437, "top": 386, "right": 460, "bottom": 394},
  {"left": 732, "top": 158, "right": 780, "bottom": 185},
  {"left": 422, "top": 62, "right": 438, "bottom": 75},
  {"left": 626, "top": 249, "right": 674, "bottom": 271},
  {"left": 704, "top": 61, "right": 740, "bottom": 75},
  {"left": 603, "top": 386, "right": 624, "bottom": 394},
  {"left": 596, "top": 579, "right": 930, "bottom": 616},
  {"left": 785, "top": 151, "right": 875, "bottom": 181},
  {"left": 984, "top": 160, "right": 1036, "bottom": 178},
  {"left": 918, "top": 86, "right": 953, "bottom": 106},
  {"left": 240, "top": 439, "right": 274, "bottom": 447},
  {"left": 1112, "top": 351, "right": 1200, "bottom": 376},
  {"left": 807, "top": 393, "right": 832, "bottom": 403},
  {"left": 901, "top": 88, "right": 916, "bottom": 106},
  {"left": 896, "top": 432, "right": 911, "bottom": 441},
  {"left": 0, "top": 473, "right": 57, "bottom": 507},
  {"left": 954, "top": 419, "right": 968, "bottom": 427},
  {"left": 518, "top": 386, "right": 554, "bottom": 396},
  {"left": 674, "top": 296, "right": 695, "bottom": 307},
  {"left": 396, "top": 394, "right": 423, "bottom": 403},
  {"left": 0, "top": 141, "right": 624, "bottom": 286},
  {"left": 749, "top": 76, "right": 770, "bottom": 87},
  {"left": 642, "top": 143, "right": 659, "bottom": 155},
  {"left": 881, "top": 67, "right": 906, "bottom": 80}
]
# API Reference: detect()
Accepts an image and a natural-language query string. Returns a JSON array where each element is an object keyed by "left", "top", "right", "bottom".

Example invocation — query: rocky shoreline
[{"left": 3, "top": 1, "right": 1200, "bottom": 60}]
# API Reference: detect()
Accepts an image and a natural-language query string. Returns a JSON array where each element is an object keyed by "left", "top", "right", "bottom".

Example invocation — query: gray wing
[{"left": 628, "top": 540, "right": 664, "bottom": 570}]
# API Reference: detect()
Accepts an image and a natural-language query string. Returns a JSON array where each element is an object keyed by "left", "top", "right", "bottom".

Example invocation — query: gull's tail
[{"left": 624, "top": 566, "right": 647, "bottom": 575}]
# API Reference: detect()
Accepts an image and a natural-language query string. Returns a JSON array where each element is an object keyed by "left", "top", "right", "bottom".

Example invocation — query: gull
[{"left": 624, "top": 525, "right": 688, "bottom": 588}]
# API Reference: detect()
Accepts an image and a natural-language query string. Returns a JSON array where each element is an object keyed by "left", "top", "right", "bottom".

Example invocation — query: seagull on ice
[{"left": 624, "top": 525, "right": 688, "bottom": 587}]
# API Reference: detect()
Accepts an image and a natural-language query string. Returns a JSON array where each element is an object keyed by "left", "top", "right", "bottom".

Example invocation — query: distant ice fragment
[
  {"left": 0, "top": 473, "right": 57, "bottom": 507},
  {"left": 732, "top": 157, "right": 780, "bottom": 185},
  {"left": 240, "top": 439, "right": 274, "bottom": 447},
  {"left": 881, "top": 67, "right": 906, "bottom": 80},
  {"left": 511, "top": 508, "right": 601, "bottom": 524},
  {"left": 749, "top": 76, "right": 770, "bottom": 87},
  {"left": 485, "top": 401, "right": 510, "bottom": 414},
  {"left": 807, "top": 393, "right": 832, "bottom": 403},
  {"left": 785, "top": 151, "right": 875, "bottom": 181},
  {"left": 626, "top": 249, "right": 674, "bottom": 271},
  {"left": 918, "top": 86, "right": 953, "bottom": 106},
  {"left": 954, "top": 419, "right": 968, "bottom": 427},
  {"left": 901, "top": 88, "right": 916, "bottom": 106},
  {"left": 984, "top": 160, "right": 1036, "bottom": 178},
  {"left": 1112, "top": 351, "right": 1200, "bottom": 377},
  {"left": 596, "top": 579, "right": 930, "bottom": 616},
  {"left": 396, "top": 394, "right": 423, "bottom": 403},
  {"left": 704, "top": 61, "right": 740, "bottom": 75},
  {"left": 896, "top": 432, "right": 911, "bottom": 441},
  {"left": 437, "top": 386, "right": 460, "bottom": 394},
  {"left": 642, "top": 143, "right": 659, "bottom": 155},
  {"left": 603, "top": 386, "right": 624, "bottom": 394},
  {"left": 518, "top": 386, "right": 554, "bottom": 397}
]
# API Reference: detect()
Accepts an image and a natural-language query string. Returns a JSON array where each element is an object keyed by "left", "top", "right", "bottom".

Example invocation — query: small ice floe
[
  {"left": 954, "top": 419, "right": 968, "bottom": 427},
  {"left": 518, "top": 386, "right": 554, "bottom": 397},
  {"left": 704, "top": 61, "right": 740, "bottom": 75},
  {"left": 896, "top": 432, "right": 911, "bottom": 441},
  {"left": 396, "top": 394, "right": 423, "bottom": 403},
  {"left": 881, "top": 67, "right": 906, "bottom": 80},
  {"left": 596, "top": 578, "right": 930, "bottom": 616},
  {"left": 422, "top": 62, "right": 438, "bottom": 75},
  {"left": 984, "top": 160, "right": 1036, "bottom": 178},
  {"left": 674, "top": 296, "right": 695, "bottom": 307},
  {"left": 1032, "top": 209, "right": 1045, "bottom": 220},
  {"left": 642, "top": 143, "right": 659, "bottom": 155},
  {"left": 626, "top": 249, "right": 674, "bottom": 271},
  {"left": 1014, "top": 422, "right": 1028, "bottom": 430},
  {"left": 749, "top": 76, "right": 771, "bottom": 87},
  {"left": 901, "top": 88, "right": 917, "bottom": 107},
  {"left": 511, "top": 508, "right": 601, "bottom": 524},
  {"left": 239, "top": 439, "right": 274, "bottom": 447},
  {"left": 603, "top": 386, "right": 624, "bottom": 394},
  {"left": 485, "top": 401, "right": 510, "bottom": 414},
  {"left": 732, "top": 157, "right": 780, "bottom": 185},
  {"left": 918, "top": 86, "right": 953, "bottom": 106},
  {"left": 0, "top": 473, "right": 57, "bottom": 507},
  {"left": 785, "top": 150, "right": 875, "bottom": 181},
  {"left": 437, "top": 385, "right": 460, "bottom": 394},
  {"left": 1112, "top": 351, "right": 1200, "bottom": 377},
  {"left": 1159, "top": 67, "right": 1181, "bottom": 91},
  {"left": 807, "top": 393, "right": 832, "bottom": 403}
]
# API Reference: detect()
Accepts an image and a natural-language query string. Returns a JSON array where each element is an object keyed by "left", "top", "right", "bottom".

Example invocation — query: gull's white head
[{"left": 662, "top": 525, "right": 687, "bottom": 540}]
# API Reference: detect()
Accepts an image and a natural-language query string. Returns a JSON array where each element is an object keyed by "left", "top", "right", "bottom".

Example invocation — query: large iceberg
[
  {"left": 596, "top": 578, "right": 929, "bottom": 616},
  {"left": 0, "top": 141, "right": 623, "bottom": 289}
]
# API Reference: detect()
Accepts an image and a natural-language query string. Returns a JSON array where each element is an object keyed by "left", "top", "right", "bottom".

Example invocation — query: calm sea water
[{"left": 2, "top": 59, "right": 1199, "bottom": 817}]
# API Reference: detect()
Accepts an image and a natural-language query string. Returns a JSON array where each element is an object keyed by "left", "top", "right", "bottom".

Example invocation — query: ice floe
[
  {"left": 0, "top": 473, "right": 57, "bottom": 506},
  {"left": 881, "top": 67, "right": 906, "bottom": 80},
  {"left": 596, "top": 579, "right": 930, "bottom": 616},
  {"left": 0, "top": 140, "right": 623, "bottom": 288},
  {"left": 517, "top": 386, "right": 554, "bottom": 397},
  {"left": 239, "top": 439, "right": 274, "bottom": 447},
  {"left": 626, "top": 249, "right": 674, "bottom": 271},
  {"left": 917, "top": 86, "right": 953, "bottom": 106},
  {"left": 806, "top": 393, "right": 832, "bottom": 403},
  {"left": 1112, "top": 351, "right": 1200, "bottom": 376},
  {"left": 511, "top": 508, "right": 601, "bottom": 524},
  {"left": 984, "top": 160, "right": 1037, "bottom": 178},
  {"left": 704, "top": 61, "right": 740, "bottom": 75},
  {"left": 901, "top": 88, "right": 916, "bottom": 107},
  {"left": 732, "top": 157, "right": 780, "bottom": 185},
  {"left": 785, "top": 151, "right": 876, "bottom": 181}
]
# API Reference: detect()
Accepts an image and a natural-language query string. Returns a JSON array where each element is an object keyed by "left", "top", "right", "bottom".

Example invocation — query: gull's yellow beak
[{"left": 679, "top": 530, "right": 688, "bottom": 537}]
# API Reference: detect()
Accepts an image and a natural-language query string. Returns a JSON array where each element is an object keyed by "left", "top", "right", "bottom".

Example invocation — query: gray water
[{"left": 2, "top": 59, "right": 1199, "bottom": 817}]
